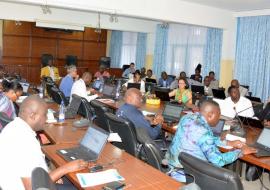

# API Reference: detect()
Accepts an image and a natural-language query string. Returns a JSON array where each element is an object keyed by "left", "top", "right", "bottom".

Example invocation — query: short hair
[
  {"left": 147, "top": 69, "right": 153, "bottom": 74},
  {"left": 66, "top": 65, "right": 76, "bottom": 72},
  {"left": 228, "top": 85, "right": 238, "bottom": 94},
  {"left": 209, "top": 71, "right": 215, "bottom": 75},
  {"left": 134, "top": 70, "right": 141, "bottom": 76},
  {"left": 200, "top": 99, "right": 220, "bottom": 111},
  {"left": 130, "top": 62, "right": 135, "bottom": 66},
  {"left": 161, "top": 71, "right": 167, "bottom": 76},
  {"left": 204, "top": 76, "right": 210, "bottom": 81},
  {"left": 2, "top": 79, "right": 23, "bottom": 92}
]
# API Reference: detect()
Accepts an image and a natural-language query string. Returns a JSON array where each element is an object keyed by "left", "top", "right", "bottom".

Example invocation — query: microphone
[
  {"left": 231, "top": 107, "right": 246, "bottom": 137},
  {"left": 234, "top": 105, "right": 254, "bottom": 116}
]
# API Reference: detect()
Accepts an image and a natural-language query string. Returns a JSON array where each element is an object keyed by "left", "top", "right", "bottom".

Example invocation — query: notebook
[
  {"left": 251, "top": 128, "right": 270, "bottom": 157},
  {"left": 57, "top": 126, "right": 109, "bottom": 161},
  {"left": 212, "top": 89, "right": 226, "bottom": 100},
  {"left": 162, "top": 103, "right": 183, "bottom": 123},
  {"left": 191, "top": 85, "right": 204, "bottom": 95},
  {"left": 211, "top": 119, "right": 225, "bottom": 136}
]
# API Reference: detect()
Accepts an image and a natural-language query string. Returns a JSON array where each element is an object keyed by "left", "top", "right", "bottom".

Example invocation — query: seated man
[
  {"left": 144, "top": 69, "right": 156, "bottom": 80},
  {"left": 40, "top": 54, "right": 60, "bottom": 81},
  {"left": 222, "top": 86, "right": 254, "bottom": 118},
  {"left": 208, "top": 71, "right": 219, "bottom": 89},
  {"left": 228, "top": 79, "right": 248, "bottom": 97},
  {"left": 203, "top": 76, "right": 214, "bottom": 96},
  {"left": 165, "top": 100, "right": 256, "bottom": 172},
  {"left": 70, "top": 72, "right": 98, "bottom": 102},
  {"left": 140, "top": 67, "right": 146, "bottom": 79},
  {"left": 94, "top": 65, "right": 111, "bottom": 79},
  {"left": 116, "top": 88, "right": 163, "bottom": 140},
  {"left": 158, "top": 71, "right": 173, "bottom": 88},
  {"left": 59, "top": 65, "right": 78, "bottom": 98},
  {"left": 0, "top": 95, "right": 88, "bottom": 190},
  {"left": 122, "top": 62, "right": 136, "bottom": 78}
]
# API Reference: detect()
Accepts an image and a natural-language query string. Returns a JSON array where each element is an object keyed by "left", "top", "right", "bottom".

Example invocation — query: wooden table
[{"left": 42, "top": 143, "right": 182, "bottom": 190}]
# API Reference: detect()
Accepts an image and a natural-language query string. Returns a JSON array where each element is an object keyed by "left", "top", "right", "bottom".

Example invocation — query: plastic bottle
[
  {"left": 99, "top": 77, "right": 104, "bottom": 93},
  {"left": 58, "top": 101, "right": 65, "bottom": 122},
  {"left": 115, "top": 80, "right": 121, "bottom": 99}
]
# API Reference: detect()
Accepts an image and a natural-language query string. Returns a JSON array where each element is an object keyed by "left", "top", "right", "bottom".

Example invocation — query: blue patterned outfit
[{"left": 165, "top": 113, "right": 241, "bottom": 168}]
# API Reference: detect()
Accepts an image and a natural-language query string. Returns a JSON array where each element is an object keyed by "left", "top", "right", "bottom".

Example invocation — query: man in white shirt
[
  {"left": 0, "top": 95, "right": 88, "bottom": 190},
  {"left": 220, "top": 86, "right": 254, "bottom": 118},
  {"left": 227, "top": 79, "right": 248, "bottom": 97},
  {"left": 70, "top": 72, "right": 98, "bottom": 102}
]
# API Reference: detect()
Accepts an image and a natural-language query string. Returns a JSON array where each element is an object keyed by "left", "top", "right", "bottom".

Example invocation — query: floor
[{"left": 242, "top": 172, "right": 270, "bottom": 190}]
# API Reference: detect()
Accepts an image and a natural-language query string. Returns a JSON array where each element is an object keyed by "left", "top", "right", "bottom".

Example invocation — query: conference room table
[
  {"left": 97, "top": 98, "right": 270, "bottom": 172},
  {"left": 42, "top": 101, "right": 183, "bottom": 189}
]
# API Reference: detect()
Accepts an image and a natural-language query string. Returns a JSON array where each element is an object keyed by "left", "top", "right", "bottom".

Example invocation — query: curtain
[
  {"left": 203, "top": 28, "right": 223, "bottom": 79},
  {"left": 235, "top": 16, "right": 270, "bottom": 101},
  {"left": 120, "top": 32, "right": 137, "bottom": 68},
  {"left": 135, "top": 32, "right": 147, "bottom": 69},
  {"left": 166, "top": 24, "right": 207, "bottom": 77},
  {"left": 153, "top": 24, "right": 169, "bottom": 78},
  {"left": 109, "top": 31, "right": 123, "bottom": 68}
]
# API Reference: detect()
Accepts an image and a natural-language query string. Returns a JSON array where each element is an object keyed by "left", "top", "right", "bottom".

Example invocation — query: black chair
[
  {"left": 31, "top": 167, "right": 57, "bottom": 190},
  {"left": 168, "top": 75, "right": 176, "bottom": 80},
  {"left": 240, "top": 85, "right": 249, "bottom": 91},
  {"left": 105, "top": 112, "right": 140, "bottom": 157},
  {"left": 90, "top": 100, "right": 111, "bottom": 132},
  {"left": 143, "top": 140, "right": 164, "bottom": 171},
  {"left": 77, "top": 95, "right": 94, "bottom": 121},
  {"left": 46, "top": 82, "right": 56, "bottom": 97},
  {"left": 179, "top": 152, "right": 244, "bottom": 190},
  {"left": 50, "top": 87, "right": 68, "bottom": 106},
  {"left": 122, "top": 64, "right": 130, "bottom": 72},
  {"left": 0, "top": 112, "right": 13, "bottom": 133}
]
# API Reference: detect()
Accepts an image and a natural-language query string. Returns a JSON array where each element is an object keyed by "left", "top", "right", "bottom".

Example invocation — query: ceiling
[{"left": 180, "top": 0, "right": 270, "bottom": 12}]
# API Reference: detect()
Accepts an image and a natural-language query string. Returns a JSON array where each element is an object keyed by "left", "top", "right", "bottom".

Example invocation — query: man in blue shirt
[
  {"left": 116, "top": 88, "right": 163, "bottom": 140},
  {"left": 165, "top": 100, "right": 257, "bottom": 169},
  {"left": 158, "top": 71, "right": 173, "bottom": 87},
  {"left": 59, "top": 65, "right": 78, "bottom": 98},
  {"left": 122, "top": 63, "right": 136, "bottom": 78}
]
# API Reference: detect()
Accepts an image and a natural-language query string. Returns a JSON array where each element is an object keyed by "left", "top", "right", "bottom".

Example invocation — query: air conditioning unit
[{"left": 36, "top": 20, "right": 84, "bottom": 31}]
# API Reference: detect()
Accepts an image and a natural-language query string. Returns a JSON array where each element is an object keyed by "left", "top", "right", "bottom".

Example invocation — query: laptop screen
[
  {"left": 257, "top": 128, "right": 270, "bottom": 147},
  {"left": 211, "top": 119, "right": 225, "bottom": 136},
  {"left": 163, "top": 104, "right": 183, "bottom": 119},
  {"left": 92, "top": 80, "right": 102, "bottom": 90},
  {"left": 80, "top": 127, "right": 108, "bottom": 154},
  {"left": 103, "top": 85, "right": 114, "bottom": 96}
]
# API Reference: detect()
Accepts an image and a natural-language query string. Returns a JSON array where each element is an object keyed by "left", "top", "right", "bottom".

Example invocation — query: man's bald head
[
  {"left": 124, "top": 88, "right": 142, "bottom": 108},
  {"left": 19, "top": 95, "right": 47, "bottom": 131},
  {"left": 82, "top": 72, "right": 92, "bottom": 85},
  {"left": 231, "top": 79, "right": 240, "bottom": 88},
  {"left": 200, "top": 100, "right": 221, "bottom": 127}
]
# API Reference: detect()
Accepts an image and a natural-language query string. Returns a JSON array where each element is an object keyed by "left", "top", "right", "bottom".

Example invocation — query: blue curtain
[
  {"left": 109, "top": 30, "right": 123, "bottom": 68},
  {"left": 203, "top": 28, "right": 223, "bottom": 79},
  {"left": 153, "top": 24, "right": 168, "bottom": 78},
  {"left": 235, "top": 16, "right": 270, "bottom": 101},
  {"left": 135, "top": 32, "right": 147, "bottom": 69}
]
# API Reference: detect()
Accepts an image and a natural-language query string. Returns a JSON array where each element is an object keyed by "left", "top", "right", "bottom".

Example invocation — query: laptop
[
  {"left": 57, "top": 126, "right": 109, "bottom": 161},
  {"left": 162, "top": 103, "right": 183, "bottom": 123},
  {"left": 145, "top": 82, "right": 157, "bottom": 93},
  {"left": 251, "top": 128, "right": 270, "bottom": 157},
  {"left": 212, "top": 89, "right": 226, "bottom": 100},
  {"left": 101, "top": 84, "right": 115, "bottom": 98},
  {"left": 245, "top": 96, "right": 261, "bottom": 103},
  {"left": 191, "top": 85, "right": 204, "bottom": 95},
  {"left": 19, "top": 82, "right": 30, "bottom": 93},
  {"left": 54, "top": 95, "right": 81, "bottom": 119},
  {"left": 211, "top": 119, "right": 225, "bottom": 136},
  {"left": 155, "top": 90, "right": 170, "bottom": 101},
  {"left": 127, "top": 83, "right": 140, "bottom": 90},
  {"left": 92, "top": 80, "right": 102, "bottom": 91},
  {"left": 238, "top": 116, "right": 264, "bottom": 129},
  {"left": 145, "top": 78, "right": 157, "bottom": 84}
]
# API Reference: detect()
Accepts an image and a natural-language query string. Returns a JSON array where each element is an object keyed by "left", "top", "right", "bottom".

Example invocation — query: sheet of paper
[
  {"left": 223, "top": 124, "right": 231, "bottom": 131},
  {"left": 142, "top": 110, "right": 155, "bottom": 116},
  {"left": 108, "top": 133, "right": 122, "bottom": 142},
  {"left": 226, "top": 134, "right": 246, "bottom": 143},
  {"left": 76, "top": 169, "right": 124, "bottom": 188}
]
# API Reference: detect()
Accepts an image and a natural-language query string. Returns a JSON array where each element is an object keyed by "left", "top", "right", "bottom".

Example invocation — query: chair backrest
[
  {"left": 76, "top": 95, "right": 94, "bottom": 121},
  {"left": 105, "top": 112, "right": 138, "bottom": 156},
  {"left": 240, "top": 85, "right": 249, "bottom": 91},
  {"left": 0, "top": 112, "right": 13, "bottom": 133},
  {"left": 31, "top": 167, "right": 57, "bottom": 190},
  {"left": 179, "top": 152, "right": 244, "bottom": 190},
  {"left": 90, "top": 100, "right": 110, "bottom": 132},
  {"left": 50, "top": 87, "right": 68, "bottom": 106},
  {"left": 45, "top": 82, "right": 56, "bottom": 97},
  {"left": 143, "top": 141, "right": 163, "bottom": 171}
]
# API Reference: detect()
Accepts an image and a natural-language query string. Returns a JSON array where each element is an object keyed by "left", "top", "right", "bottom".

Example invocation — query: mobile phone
[
  {"left": 102, "top": 181, "right": 125, "bottom": 190},
  {"left": 89, "top": 164, "right": 103, "bottom": 172}
]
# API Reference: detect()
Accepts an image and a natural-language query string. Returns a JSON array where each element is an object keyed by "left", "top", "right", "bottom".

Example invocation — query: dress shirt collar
[{"left": 14, "top": 117, "right": 37, "bottom": 137}]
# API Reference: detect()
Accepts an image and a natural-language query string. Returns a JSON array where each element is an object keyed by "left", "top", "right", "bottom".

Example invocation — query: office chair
[
  {"left": 50, "top": 87, "right": 68, "bottom": 106},
  {"left": 143, "top": 140, "right": 164, "bottom": 171},
  {"left": 31, "top": 167, "right": 57, "bottom": 190},
  {"left": 105, "top": 112, "right": 140, "bottom": 157},
  {"left": 122, "top": 64, "right": 130, "bottom": 72},
  {"left": 90, "top": 100, "right": 111, "bottom": 132},
  {"left": 168, "top": 74, "right": 176, "bottom": 80},
  {"left": 240, "top": 85, "right": 249, "bottom": 91},
  {"left": 45, "top": 82, "right": 56, "bottom": 97},
  {"left": 77, "top": 96, "right": 95, "bottom": 121},
  {"left": 179, "top": 152, "right": 244, "bottom": 190},
  {"left": 0, "top": 112, "right": 13, "bottom": 133}
]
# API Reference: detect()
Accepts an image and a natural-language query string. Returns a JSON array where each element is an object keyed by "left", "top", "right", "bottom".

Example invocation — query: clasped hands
[{"left": 227, "top": 140, "right": 257, "bottom": 155}]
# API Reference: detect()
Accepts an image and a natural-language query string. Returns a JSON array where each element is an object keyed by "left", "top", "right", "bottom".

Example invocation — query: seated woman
[
  {"left": 124, "top": 70, "right": 145, "bottom": 94},
  {"left": 169, "top": 78, "right": 192, "bottom": 105},
  {"left": 0, "top": 80, "right": 21, "bottom": 131}
]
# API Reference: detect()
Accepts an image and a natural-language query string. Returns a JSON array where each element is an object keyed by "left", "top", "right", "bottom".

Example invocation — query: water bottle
[
  {"left": 58, "top": 101, "right": 65, "bottom": 122},
  {"left": 99, "top": 77, "right": 104, "bottom": 93},
  {"left": 115, "top": 80, "right": 121, "bottom": 99}
]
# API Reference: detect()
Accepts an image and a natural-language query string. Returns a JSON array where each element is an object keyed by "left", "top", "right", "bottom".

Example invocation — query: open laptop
[
  {"left": 251, "top": 128, "right": 270, "bottom": 157},
  {"left": 145, "top": 78, "right": 157, "bottom": 84},
  {"left": 212, "top": 89, "right": 226, "bottom": 100},
  {"left": 238, "top": 116, "right": 264, "bottom": 129},
  {"left": 162, "top": 103, "right": 183, "bottom": 123},
  {"left": 145, "top": 82, "right": 157, "bottom": 93},
  {"left": 57, "top": 126, "right": 109, "bottom": 161},
  {"left": 155, "top": 90, "right": 170, "bottom": 101},
  {"left": 92, "top": 80, "right": 102, "bottom": 91},
  {"left": 101, "top": 84, "right": 115, "bottom": 98},
  {"left": 127, "top": 83, "right": 140, "bottom": 90},
  {"left": 191, "top": 85, "right": 204, "bottom": 95},
  {"left": 211, "top": 119, "right": 225, "bottom": 136}
]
